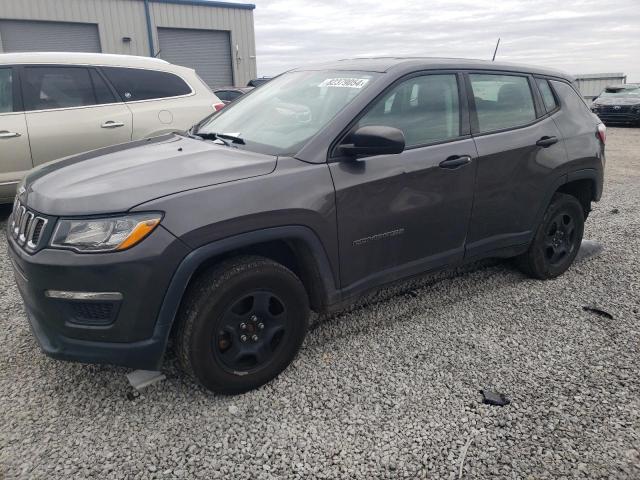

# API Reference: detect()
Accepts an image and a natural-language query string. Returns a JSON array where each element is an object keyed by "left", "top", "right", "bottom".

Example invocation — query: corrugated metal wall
[
  {"left": 575, "top": 73, "right": 627, "bottom": 100},
  {"left": 0, "top": 19, "right": 101, "bottom": 52},
  {"left": 158, "top": 28, "right": 233, "bottom": 87},
  {"left": 0, "top": 0, "right": 149, "bottom": 55},
  {"left": 149, "top": 1, "right": 256, "bottom": 84},
  {"left": 0, "top": 0, "right": 256, "bottom": 86}
]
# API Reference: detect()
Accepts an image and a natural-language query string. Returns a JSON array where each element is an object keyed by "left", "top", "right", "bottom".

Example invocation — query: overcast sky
[{"left": 252, "top": 0, "right": 640, "bottom": 81}]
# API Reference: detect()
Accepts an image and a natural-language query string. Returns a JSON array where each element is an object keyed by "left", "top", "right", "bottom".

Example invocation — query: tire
[
  {"left": 516, "top": 193, "right": 585, "bottom": 279},
  {"left": 176, "top": 255, "right": 310, "bottom": 394}
]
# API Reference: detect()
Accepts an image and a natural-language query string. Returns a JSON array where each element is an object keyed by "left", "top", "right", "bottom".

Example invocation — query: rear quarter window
[
  {"left": 536, "top": 78, "right": 558, "bottom": 113},
  {"left": 101, "top": 67, "right": 192, "bottom": 101}
]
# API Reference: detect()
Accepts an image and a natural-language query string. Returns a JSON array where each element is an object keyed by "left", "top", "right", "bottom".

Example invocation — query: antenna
[{"left": 492, "top": 38, "right": 501, "bottom": 61}]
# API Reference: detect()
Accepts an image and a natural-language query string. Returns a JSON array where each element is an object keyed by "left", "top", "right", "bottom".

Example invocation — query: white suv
[{"left": 0, "top": 52, "right": 224, "bottom": 202}]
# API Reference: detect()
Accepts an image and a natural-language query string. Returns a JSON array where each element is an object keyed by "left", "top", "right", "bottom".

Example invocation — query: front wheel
[
  {"left": 516, "top": 193, "right": 585, "bottom": 279},
  {"left": 176, "top": 256, "right": 310, "bottom": 394}
]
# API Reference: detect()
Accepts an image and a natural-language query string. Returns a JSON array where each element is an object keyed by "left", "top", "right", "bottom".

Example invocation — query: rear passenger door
[
  {"left": 22, "top": 66, "right": 132, "bottom": 165},
  {"left": 0, "top": 66, "right": 32, "bottom": 198},
  {"left": 465, "top": 72, "right": 567, "bottom": 258},
  {"left": 100, "top": 67, "right": 196, "bottom": 138}
]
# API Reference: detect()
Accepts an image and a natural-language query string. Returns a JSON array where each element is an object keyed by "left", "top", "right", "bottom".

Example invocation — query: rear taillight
[
  {"left": 213, "top": 102, "right": 225, "bottom": 112},
  {"left": 597, "top": 123, "right": 606, "bottom": 144}
]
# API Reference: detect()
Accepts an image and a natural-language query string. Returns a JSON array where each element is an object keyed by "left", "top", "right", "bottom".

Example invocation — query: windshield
[
  {"left": 600, "top": 87, "right": 640, "bottom": 98},
  {"left": 198, "top": 70, "right": 380, "bottom": 156}
]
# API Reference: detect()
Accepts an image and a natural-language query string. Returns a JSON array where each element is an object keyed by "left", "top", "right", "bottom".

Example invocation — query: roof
[
  {"left": 0, "top": 52, "right": 173, "bottom": 68},
  {"left": 575, "top": 73, "right": 626, "bottom": 80},
  {"left": 605, "top": 83, "right": 639, "bottom": 89},
  {"left": 150, "top": 0, "right": 255, "bottom": 10},
  {"left": 213, "top": 86, "right": 254, "bottom": 92},
  {"left": 294, "top": 57, "right": 573, "bottom": 80}
]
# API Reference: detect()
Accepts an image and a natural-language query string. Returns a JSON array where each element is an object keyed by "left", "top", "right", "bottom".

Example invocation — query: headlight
[{"left": 51, "top": 213, "right": 162, "bottom": 252}]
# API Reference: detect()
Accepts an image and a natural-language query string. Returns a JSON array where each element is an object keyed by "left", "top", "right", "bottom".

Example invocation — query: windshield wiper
[{"left": 197, "top": 132, "right": 245, "bottom": 147}]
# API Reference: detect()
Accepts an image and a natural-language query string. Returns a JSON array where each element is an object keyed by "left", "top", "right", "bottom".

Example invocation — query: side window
[
  {"left": 90, "top": 69, "right": 116, "bottom": 105},
  {"left": 359, "top": 74, "right": 460, "bottom": 147},
  {"left": 536, "top": 78, "right": 558, "bottom": 112},
  {"left": 470, "top": 74, "right": 536, "bottom": 133},
  {"left": 101, "top": 67, "right": 191, "bottom": 101},
  {"left": 23, "top": 67, "right": 97, "bottom": 111},
  {"left": 0, "top": 68, "right": 12, "bottom": 113}
]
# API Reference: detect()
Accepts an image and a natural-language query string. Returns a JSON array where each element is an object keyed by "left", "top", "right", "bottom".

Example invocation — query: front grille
[
  {"left": 10, "top": 199, "right": 48, "bottom": 251},
  {"left": 598, "top": 105, "right": 634, "bottom": 113}
]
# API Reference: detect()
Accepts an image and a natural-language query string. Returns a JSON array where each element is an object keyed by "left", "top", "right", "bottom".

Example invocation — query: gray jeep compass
[{"left": 7, "top": 58, "right": 606, "bottom": 394}]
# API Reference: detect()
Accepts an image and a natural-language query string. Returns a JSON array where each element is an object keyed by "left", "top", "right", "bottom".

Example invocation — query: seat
[{"left": 495, "top": 83, "right": 533, "bottom": 126}]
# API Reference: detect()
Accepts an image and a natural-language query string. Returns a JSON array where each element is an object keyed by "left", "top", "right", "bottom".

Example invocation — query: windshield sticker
[{"left": 319, "top": 78, "right": 370, "bottom": 89}]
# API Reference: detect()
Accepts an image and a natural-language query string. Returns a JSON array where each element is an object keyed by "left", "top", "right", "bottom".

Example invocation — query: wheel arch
[
  {"left": 557, "top": 168, "right": 602, "bottom": 217},
  {"left": 186, "top": 236, "right": 335, "bottom": 314},
  {"left": 535, "top": 169, "right": 600, "bottom": 227},
  {"left": 150, "top": 226, "right": 340, "bottom": 365}
]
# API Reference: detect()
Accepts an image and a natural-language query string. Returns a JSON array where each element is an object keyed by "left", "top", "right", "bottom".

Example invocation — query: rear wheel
[
  {"left": 176, "top": 256, "right": 309, "bottom": 394},
  {"left": 516, "top": 193, "right": 584, "bottom": 279}
]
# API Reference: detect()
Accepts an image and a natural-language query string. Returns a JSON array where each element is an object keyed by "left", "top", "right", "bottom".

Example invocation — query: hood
[
  {"left": 593, "top": 97, "right": 640, "bottom": 106},
  {"left": 22, "top": 133, "right": 276, "bottom": 216}
]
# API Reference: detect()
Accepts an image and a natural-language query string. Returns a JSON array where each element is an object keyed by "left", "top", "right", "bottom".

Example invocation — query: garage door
[
  {"left": 158, "top": 27, "right": 233, "bottom": 88},
  {"left": 0, "top": 20, "right": 101, "bottom": 53}
]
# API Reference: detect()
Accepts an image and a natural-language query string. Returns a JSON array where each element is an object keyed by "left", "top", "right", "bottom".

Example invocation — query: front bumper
[{"left": 7, "top": 222, "right": 190, "bottom": 369}]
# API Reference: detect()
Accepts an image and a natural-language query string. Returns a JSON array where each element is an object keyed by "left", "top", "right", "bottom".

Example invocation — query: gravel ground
[{"left": 1, "top": 127, "right": 639, "bottom": 479}]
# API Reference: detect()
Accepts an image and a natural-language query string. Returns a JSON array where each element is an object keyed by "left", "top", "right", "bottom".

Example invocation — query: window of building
[
  {"left": 359, "top": 74, "right": 460, "bottom": 147},
  {"left": 101, "top": 67, "right": 192, "bottom": 101},
  {"left": 470, "top": 74, "right": 536, "bottom": 133}
]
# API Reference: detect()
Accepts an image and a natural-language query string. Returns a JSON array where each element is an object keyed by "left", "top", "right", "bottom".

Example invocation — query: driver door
[{"left": 329, "top": 72, "right": 477, "bottom": 294}]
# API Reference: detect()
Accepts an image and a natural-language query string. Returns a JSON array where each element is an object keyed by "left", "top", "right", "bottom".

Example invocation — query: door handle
[
  {"left": 536, "top": 136, "right": 558, "bottom": 148},
  {"left": 101, "top": 121, "right": 125, "bottom": 129},
  {"left": 439, "top": 155, "right": 472, "bottom": 169},
  {"left": 0, "top": 131, "right": 21, "bottom": 138}
]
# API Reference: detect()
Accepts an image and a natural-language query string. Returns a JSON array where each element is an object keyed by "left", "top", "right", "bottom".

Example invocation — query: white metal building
[
  {"left": 0, "top": 0, "right": 257, "bottom": 88},
  {"left": 575, "top": 73, "right": 627, "bottom": 101}
]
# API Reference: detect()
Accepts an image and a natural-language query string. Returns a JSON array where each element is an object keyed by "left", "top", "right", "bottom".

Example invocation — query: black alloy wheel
[
  {"left": 214, "top": 291, "right": 289, "bottom": 373},
  {"left": 176, "top": 256, "right": 309, "bottom": 394},
  {"left": 516, "top": 193, "right": 585, "bottom": 279},
  {"left": 542, "top": 211, "right": 578, "bottom": 267}
]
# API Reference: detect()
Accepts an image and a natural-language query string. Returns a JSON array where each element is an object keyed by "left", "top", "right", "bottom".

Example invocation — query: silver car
[{"left": 0, "top": 52, "right": 223, "bottom": 202}]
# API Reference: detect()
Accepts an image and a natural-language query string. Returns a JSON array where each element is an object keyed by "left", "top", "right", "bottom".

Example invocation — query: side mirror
[{"left": 340, "top": 126, "right": 405, "bottom": 158}]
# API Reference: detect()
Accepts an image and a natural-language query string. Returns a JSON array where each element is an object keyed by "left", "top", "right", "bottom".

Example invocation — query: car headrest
[{"left": 498, "top": 83, "right": 527, "bottom": 107}]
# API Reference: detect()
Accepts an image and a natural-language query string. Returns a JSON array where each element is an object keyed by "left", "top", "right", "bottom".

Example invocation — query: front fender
[{"left": 147, "top": 225, "right": 340, "bottom": 367}]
